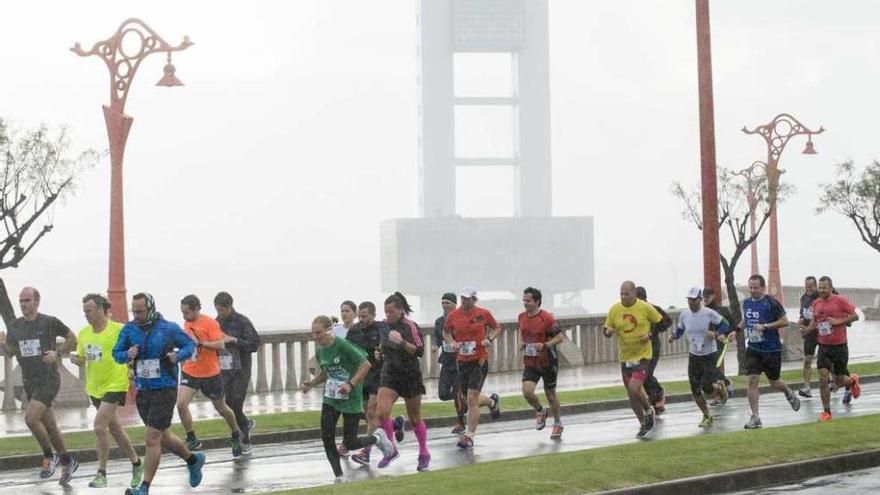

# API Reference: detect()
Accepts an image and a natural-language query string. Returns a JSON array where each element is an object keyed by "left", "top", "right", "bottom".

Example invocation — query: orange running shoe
[
  {"left": 850, "top": 374, "right": 861, "bottom": 399},
  {"left": 818, "top": 411, "right": 832, "bottom": 422}
]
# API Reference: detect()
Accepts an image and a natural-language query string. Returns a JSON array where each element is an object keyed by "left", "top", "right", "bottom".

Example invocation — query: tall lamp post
[
  {"left": 742, "top": 114, "right": 823, "bottom": 305},
  {"left": 72, "top": 19, "right": 192, "bottom": 319},
  {"left": 732, "top": 160, "right": 770, "bottom": 277}
]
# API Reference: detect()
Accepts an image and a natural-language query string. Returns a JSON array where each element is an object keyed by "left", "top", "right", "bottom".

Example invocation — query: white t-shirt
[
  {"left": 676, "top": 308, "right": 723, "bottom": 356},
  {"left": 331, "top": 323, "right": 349, "bottom": 339}
]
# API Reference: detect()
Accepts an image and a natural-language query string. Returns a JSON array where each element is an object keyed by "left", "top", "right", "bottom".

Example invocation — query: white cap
[
  {"left": 459, "top": 287, "right": 478, "bottom": 299},
  {"left": 686, "top": 287, "right": 703, "bottom": 299}
]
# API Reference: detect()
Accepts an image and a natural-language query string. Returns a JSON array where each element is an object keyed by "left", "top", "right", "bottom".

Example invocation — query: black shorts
[
  {"left": 22, "top": 375, "right": 60, "bottom": 407},
  {"left": 379, "top": 367, "right": 426, "bottom": 399},
  {"left": 457, "top": 361, "right": 488, "bottom": 393},
  {"left": 89, "top": 391, "right": 127, "bottom": 409},
  {"left": 362, "top": 370, "right": 380, "bottom": 397},
  {"left": 180, "top": 372, "right": 224, "bottom": 400},
  {"left": 803, "top": 331, "right": 819, "bottom": 356},
  {"left": 136, "top": 388, "right": 177, "bottom": 430},
  {"left": 688, "top": 353, "right": 720, "bottom": 395},
  {"left": 817, "top": 344, "right": 850, "bottom": 377},
  {"left": 522, "top": 361, "right": 559, "bottom": 389},
  {"left": 745, "top": 349, "right": 782, "bottom": 381},
  {"left": 437, "top": 362, "right": 459, "bottom": 401},
  {"left": 620, "top": 359, "right": 651, "bottom": 386}
]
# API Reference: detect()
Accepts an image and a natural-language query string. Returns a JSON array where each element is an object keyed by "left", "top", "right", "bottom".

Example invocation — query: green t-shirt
[
  {"left": 316, "top": 337, "right": 368, "bottom": 414},
  {"left": 76, "top": 321, "right": 130, "bottom": 398}
]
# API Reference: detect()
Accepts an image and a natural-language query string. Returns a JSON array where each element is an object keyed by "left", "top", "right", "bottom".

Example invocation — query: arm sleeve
[
  {"left": 112, "top": 327, "right": 130, "bottom": 364},
  {"left": 238, "top": 316, "right": 261, "bottom": 353},
  {"left": 673, "top": 317, "right": 684, "bottom": 339},
  {"left": 434, "top": 317, "right": 445, "bottom": 349},
  {"left": 654, "top": 306, "right": 671, "bottom": 332},
  {"left": 646, "top": 303, "right": 663, "bottom": 325}
]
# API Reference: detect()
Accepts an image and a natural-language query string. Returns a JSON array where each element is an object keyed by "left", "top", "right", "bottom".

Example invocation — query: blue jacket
[{"left": 113, "top": 317, "right": 196, "bottom": 390}]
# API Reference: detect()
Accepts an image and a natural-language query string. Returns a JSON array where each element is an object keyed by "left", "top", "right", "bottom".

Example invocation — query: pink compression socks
[{"left": 413, "top": 420, "right": 429, "bottom": 456}]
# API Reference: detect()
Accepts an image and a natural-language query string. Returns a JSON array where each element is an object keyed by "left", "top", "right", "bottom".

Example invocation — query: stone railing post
[
  {"left": 285, "top": 342, "right": 297, "bottom": 391},
  {"left": 255, "top": 344, "right": 269, "bottom": 394},
  {"left": 2, "top": 353, "right": 15, "bottom": 411},
  {"left": 270, "top": 343, "right": 283, "bottom": 392},
  {"left": 300, "top": 340, "right": 310, "bottom": 386}
]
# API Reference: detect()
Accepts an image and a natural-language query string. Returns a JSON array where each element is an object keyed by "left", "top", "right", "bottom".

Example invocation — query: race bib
[
  {"left": 85, "top": 344, "right": 103, "bottom": 362},
  {"left": 747, "top": 326, "right": 764, "bottom": 344},
  {"left": 441, "top": 341, "right": 454, "bottom": 353},
  {"left": 524, "top": 343, "right": 539, "bottom": 357},
  {"left": 818, "top": 321, "right": 833, "bottom": 336},
  {"left": 802, "top": 308, "right": 813, "bottom": 320},
  {"left": 688, "top": 335, "right": 705, "bottom": 352},
  {"left": 19, "top": 339, "right": 41, "bottom": 358},
  {"left": 625, "top": 360, "right": 641, "bottom": 369},
  {"left": 136, "top": 359, "right": 161, "bottom": 379},
  {"left": 459, "top": 341, "right": 477, "bottom": 356},
  {"left": 219, "top": 351, "right": 234, "bottom": 370},
  {"left": 324, "top": 378, "right": 349, "bottom": 400}
]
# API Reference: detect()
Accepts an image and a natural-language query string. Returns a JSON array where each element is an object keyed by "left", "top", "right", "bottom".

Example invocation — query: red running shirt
[
  {"left": 811, "top": 294, "right": 856, "bottom": 346},
  {"left": 445, "top": 307, "right": 498, "bottom": 363}
]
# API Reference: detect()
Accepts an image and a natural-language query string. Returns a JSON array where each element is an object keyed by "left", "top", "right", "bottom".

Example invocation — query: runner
[
  {"left": 518, "top": 287, "right": 564, "bottom": 439},
  {"left": 71, "top": 294, "right": 143, "bottom": 488},
  {"left": 797, "top": 276, "right": 821, "bottom": 398},
  {"left": 374, "top": 292, "right": 431, "bottom": 471},
  {"left": 176, "top": 294, "right": 244, "bottom": 456},
  {"left": 433, "top": 292, "right": 466, "bottom": 434},
  {"left": 668, "top": 288, "right": 730, "bottom": 427},
  {"left": 803, "top": 276, "right": 861, "bottom": 421},
  {"left": 0, "top": 287, "right": 79, "bottom": 484},
  {"left": 702, "top": 287, "right": 735, "bottom": 402},
  {"left": 443, "top": 287, "right": 503, "bottom": 449},
  {"left": 733, "top": 275, "right": 801, "bottom": 429},
  {"left": 635, "top": 287, "right": 672, "bottom": 413},
  {"left": 112, "top": 292, "right": 205, "bottom": 495},
  {"left": 214, "top": 292, "right": 261, "bottom": 453},
  {"left": 332, "top": 301, "right": 357, "bottom": 339},
  {"left": 301, "top": 315, "right": 394, "bottom": 481},
  {"left": 603, "top": 280, "right": 663, "bottom": 439}
]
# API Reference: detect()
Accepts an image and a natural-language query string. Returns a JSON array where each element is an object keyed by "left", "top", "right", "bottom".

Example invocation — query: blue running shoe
[
  {"left": 188, "top": 452, "right": 206, "bottom": 487},
  {"left": 393, "top": 416, "right": 405, "bottom": 442}
]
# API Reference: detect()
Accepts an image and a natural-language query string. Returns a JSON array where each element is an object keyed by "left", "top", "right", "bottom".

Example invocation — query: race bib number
[
  {"left": 85, "top": 344, "right": 103, "bottom": 362},
  {"left": 459, "top": 341, "right": 477, "bottom": 356},
  {"left": 747, "top": 326, "right": 764, "bottom": 344},
  {"left": 818, "top": 321, "right": 833, "bottom": 336},
  {"left": 324, "top": 378, "right": 349, "bottom": 400},
  {"left": 688, "top": 336, "right": 705, "bottom": 352},
  {"left": 524, "top": 343, "right": 539, "bottom": 357},
  {"left": 19, "top": 339, "right": 41, "bottom": 358},
  {"left": 625, "top": 360, "right": 641, "bottom": 369},
  {"left": 441, "top": 341, "right": 455, "bottom": 353},
  {"left": 219, "top": 351, "right": 234, "bottom": 370},
  {"left": 136, "top": 359, "right": 161, "bottom": 379},
  {"left": 802, "top": 308, "right": 813, "bottom": 320}
]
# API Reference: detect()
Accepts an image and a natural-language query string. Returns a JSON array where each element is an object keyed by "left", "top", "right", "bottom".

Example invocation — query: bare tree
[
  {"left": 817, "top": 160, "right": 880, "bottom": 254},
  {"left": 671, "top": 167, "right": 793, "bottom": 374},
  {"left": 0, "top": 119, "right": 98, "bottom": 327}
]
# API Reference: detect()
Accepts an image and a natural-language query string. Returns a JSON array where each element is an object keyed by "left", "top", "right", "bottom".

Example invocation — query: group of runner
[{"left": 0, "top": 273, "right": 867, "bottom": 489}]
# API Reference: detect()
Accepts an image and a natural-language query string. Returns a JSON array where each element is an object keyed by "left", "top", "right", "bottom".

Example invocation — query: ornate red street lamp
[
  {"left": 742, "top": 114, "right": 823, "bottom": 305},
  {"left": 733, "top": 160, "right": 769, "bottom": 278},
  {"left": 72, "top": 19, "right": 193, "bottom": 319}
]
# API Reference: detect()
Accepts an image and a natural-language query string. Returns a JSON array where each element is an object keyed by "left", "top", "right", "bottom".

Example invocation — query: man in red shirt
[
  {"left": 804, "top": 276, "right": 861, "bottom": 421},
  {"left": 518, "top": 287, "right": 564, "bottom": 439},
  {"left": 443, "top": 287, "right": 502, "bottom": 449}
]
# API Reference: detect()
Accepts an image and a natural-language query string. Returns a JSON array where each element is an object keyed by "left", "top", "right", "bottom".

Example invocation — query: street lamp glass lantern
[
  {"left": 156, "top": 52, "right": 184, "bottom": 87},
  {"left": 802, "top": 135, "right": 817, "bottom": 155}
]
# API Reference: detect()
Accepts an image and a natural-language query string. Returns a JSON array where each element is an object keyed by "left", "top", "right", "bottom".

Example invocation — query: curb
[
  {"left": 0, "top": 375, "right": 876, "bottom": 471},
  {"left": 596, "top": 448, "right": 880, "bottom": 495}
]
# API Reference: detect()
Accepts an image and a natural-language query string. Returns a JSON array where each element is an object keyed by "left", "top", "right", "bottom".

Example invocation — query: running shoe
[
  {"left": 850, "top": 374, "right": 861, "bottom": 399},
  {"left": 337, "top": 443, "right": 349, "bottom": 457},
  {"left": 744, "top": 415, "right": 762, "bottom": 429},
  {"left": 830, "top": 380, "right": 838, "bottom": 393},
  {"left": 635, "top": 426, "right": 648, "bottom": 439},
  {"left": 643, "top": 408, "right": 655, "bottom": 433},
  {"left": 843, "top": 387, "right": 853, "bottom": 404},
  {"left": 334, "top": 476, "right": 344, "bottom": 484},
  {"left": 240, "top": 443, "right": 253, "bottom": 456},
  {"left": 717, "top": 380, "right": 729, "bottom": 405},
  {"left": 417, "top": 453, "right": 431, "bottom": 472},
  {"left": 131, "top": 461, "right": 145, "bottom": 488},
  {"left": 456, "top": 432, "right": 474, "bottom": 450},
  {"left": 489, "top": 393, "right": 501, "bottom": 419},
  {"left": 450, "top": 422, "right": 465, "bottom": 435},
  {"left": 818, "top": 411, "right": 833, "bottom": 422},
  {"left": 351, "top": 448, "right": 371, "bottom": 466},
  {"left": 535, "top": 408, "right": 549, "bottom": 431},
  {"left": 798, "top": 385, "right": 812, "bottom": 398},
  {"left": 89, "top": 472, "right": 107, "bottom": 488},
  {"left": 377, "top": 447, "right": 400, "bottom": 468},
  {"left": 39, "top": 454, "right": 58, "bottom": 479},
  {"left": 709, "top": 399, "right": 723, "bottom": 407},
  {"left": 186, "top": 436, "right": 203, "bottom": 451},
  {"left": 125, "top": 484, "right": 149, "bottom": 495},
  {"left": 188, "top": 452, "right": 206, "bottom": 487},
  {"left": 550, "top": 423, "right": 563, "bottom": 440},
  {"left": 246, "top": 418, "right": 256, "bottom": 434},
  {"left": 231, "top": 436, "right": 244, "bottom": 458},
  {"left": 698, "top": 414, "right": 714, "bottom": 428},
  {"left": 725, "top": 378, "right": 734, "bottom": 398},
  {"left": 59, "top": 456, "right": 78, "bottom": 485},
  {"left": 393, "top": 416, "right": 406, "bottom": 442},
  {"left": 373, "top": 429, "right": 394, "bottom": 458},
  {"left": 787, "top": 391, "right": 802, "bottom": 412}
]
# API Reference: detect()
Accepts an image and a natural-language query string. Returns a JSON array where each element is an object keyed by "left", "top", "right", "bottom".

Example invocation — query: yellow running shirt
[
  {"left": 604, "top": 300, "right": 663, "bottom": 363},
  {"left": 76, "top": 321, "right": 130, "bottom": 398}
]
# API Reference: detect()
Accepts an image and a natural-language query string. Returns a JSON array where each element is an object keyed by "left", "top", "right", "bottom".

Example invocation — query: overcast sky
[{"left": 0, "top": 1, "right": 878, "bottom": 330}]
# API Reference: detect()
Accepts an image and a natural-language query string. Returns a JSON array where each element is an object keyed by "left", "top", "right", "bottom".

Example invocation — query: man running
[
  {"left": 518, "top": 287, "right": 564, "bottom": 439},
  {"left": 176, "top": 295, "right": 244, "bottom": 456},
  {"left": 733, "top": 275, "right": 801, "bottom": 429},
  {"left": 702, "top": 287, "right": 735, "bottom": 402},
  {"left": 635, "top": 287, "right": 672, "bottom": 413},
  {"left": 301, "top": 315, "right": 394, "bottom": 481},
  {"left": 668, "top": 288, "right": 730, "bottom": 427},
  {"left": 72, "top": 294, "right": 143, "bottom": 488},
  {"left": 797, "top": 276, "right": 821, "bottom": 398},
  {"left": 443, "top": 287, "right": 502, "bottom": 449},
  {"left": 113, "top": 293, "right": 205, "bottom": 495},
  {"left": 0, "top": 287, "right": 78, "bottom": 484},
  {"left": 214, "top": 292, "right": 261, "bottom": 453},
  {"left": 346, "top": 301, "right": 388, "bottom": 465},
  {"left": 433, "top": 292, "right": 466, "bottom": 434},
  {"left": 804, "top": 276, "right": 861, "bottom": 421},
  {"left": 603, "top": 281, "right": 663, "bottom": 439}
]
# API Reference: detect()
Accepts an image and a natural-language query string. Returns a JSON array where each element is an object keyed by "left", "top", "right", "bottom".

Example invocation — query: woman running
[
  {"left": 301, "top": 315, "right": 394, "bottom": 481},
  {"left": 375, "top": 292, "right": 431, "bottom": 472}
]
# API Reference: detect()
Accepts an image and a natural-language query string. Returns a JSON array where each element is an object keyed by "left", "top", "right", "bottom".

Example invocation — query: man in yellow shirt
[
  {"left": 72, "top": 294, "right": 143, "bottom": 488},
  {"left": 604, "top": 281, "right": 663, "bottom": 439}
]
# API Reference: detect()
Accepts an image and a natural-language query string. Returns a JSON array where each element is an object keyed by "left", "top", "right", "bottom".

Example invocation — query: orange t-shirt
[
  {"left": 445, "top": 307, "right": 499, "bottom": 363},
  {"left": 182, "top": 314, "right": 226, "bottom": 378}
]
